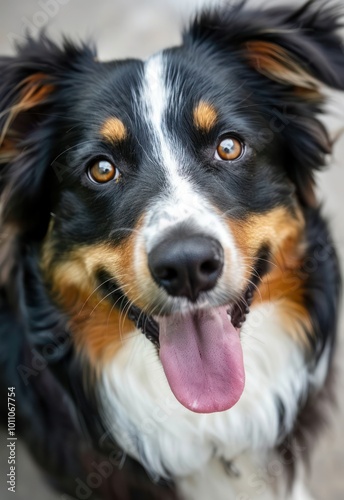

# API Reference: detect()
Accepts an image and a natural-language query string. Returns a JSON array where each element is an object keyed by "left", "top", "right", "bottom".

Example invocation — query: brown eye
[
  {"left": 88, "top": 160, "right": 120, "bottom": 183},
  {"left": 216, "top": 136, "right": 243, "bottom": 161}
]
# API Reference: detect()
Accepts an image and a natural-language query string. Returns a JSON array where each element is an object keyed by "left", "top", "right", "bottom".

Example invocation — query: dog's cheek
[
  {"left": 226, "top": 206, "right": 305, "bottom": 268},
  {"left": 227, "top": 206, "right": 313, "bottom": 345},
  {"left": 64, "top": 283, "right": 136, "bottom": 369},
  {"left": 40, "top": 240, "right": 140, "bottom": 367}
]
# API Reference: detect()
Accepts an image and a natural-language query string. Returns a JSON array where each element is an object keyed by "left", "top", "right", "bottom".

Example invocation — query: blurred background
[{"left": 0, "top": 0, "right": 343, "bottom": 498}]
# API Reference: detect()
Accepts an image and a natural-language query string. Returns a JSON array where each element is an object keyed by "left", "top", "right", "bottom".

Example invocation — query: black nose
[{"left": 148, "top": 235, "right": 224, "bottom": 301}]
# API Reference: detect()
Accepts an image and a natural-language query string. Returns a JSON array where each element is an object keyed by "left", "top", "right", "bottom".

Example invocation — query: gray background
[{"left": 0, "top": 0, "right": 343, "bottom": 498}]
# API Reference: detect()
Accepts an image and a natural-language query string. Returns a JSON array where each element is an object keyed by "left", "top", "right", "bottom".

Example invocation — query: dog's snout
[{"left": 148, "top": 236, "right": 224, "bottom": 301}]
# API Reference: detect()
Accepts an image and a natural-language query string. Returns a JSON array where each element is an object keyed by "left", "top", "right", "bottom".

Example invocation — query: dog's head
[{"left": 1, "top": 2, "right": 343, "bottom": 413}]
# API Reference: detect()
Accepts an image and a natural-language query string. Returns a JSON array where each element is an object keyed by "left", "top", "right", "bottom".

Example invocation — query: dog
[{"left": 0, "top": 1, "right": 342, "bottom": 498}]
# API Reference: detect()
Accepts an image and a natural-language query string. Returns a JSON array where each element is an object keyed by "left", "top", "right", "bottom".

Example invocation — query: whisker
[
  {"left": 78, "top": 277, "right": 116, "bottom": 315},
  {"left": 50, "top": 139, "right": 100, "bottom": 165}
]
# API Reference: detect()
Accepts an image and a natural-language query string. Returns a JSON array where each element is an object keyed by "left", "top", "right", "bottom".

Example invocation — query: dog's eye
[
  {"left": 88, "top": 160, "right": 120, "bottom": 183},
  {"left": 215, "top": 137, "right": 243, "bottom": 161}
]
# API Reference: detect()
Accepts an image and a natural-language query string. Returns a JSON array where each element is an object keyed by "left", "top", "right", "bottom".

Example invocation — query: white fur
[
  {"left": 141, "top": 53, "right": 188, "bottom": 195},
  {"left": 100, "top": 301, "right": 321, "bottom": 498},
  {"left": 309, "top": 343, "right": 331, "bottom": 390},
  {"left": 178, "top": 455, "right": 315, "bottom": 500},
  {"left": 135, "top": 189, "right": 245, "bottom": 311}
]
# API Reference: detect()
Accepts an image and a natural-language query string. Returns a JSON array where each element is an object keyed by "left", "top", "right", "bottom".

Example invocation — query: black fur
[{"left": 0, "top": 1, "right": 342, "bottom": 498}]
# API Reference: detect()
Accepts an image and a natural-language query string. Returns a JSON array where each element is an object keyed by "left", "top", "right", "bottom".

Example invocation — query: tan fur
[
  {"left": 193, "top": 101, "right": 218, "bottom": 132},
  {"left": 228, "top": 206, "right": 305, "bottom": 268},
  {"left": 0, "top": 73, "right": 54, "bottom": 146},
  {"left": 227, "top": 206, "right": 312, "bottom": 343},
  {"left": 0, "top": 137, "right": 17, "bottom": 164},
  {"left": 41, "top": 221, "right": 150, "bottom": 367},
  {"left": 57, "top": 280, "right": 133, "bottom": 369},
  {"left": 100, "top": 117, "right": 127, "bottom": 143},
  {"left": 258, "top": 266, "right": 313, "bottom": 342},
  {"left": 0, "top": 224, "right": 19, "bottom": 286},
  {"left": 246, "top": 41, "right": 322, "bottom": 100}
]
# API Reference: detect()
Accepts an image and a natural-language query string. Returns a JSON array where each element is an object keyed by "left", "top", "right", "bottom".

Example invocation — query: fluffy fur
[{"left": 0, "top": 1, "right": 342, "bottom": 499}]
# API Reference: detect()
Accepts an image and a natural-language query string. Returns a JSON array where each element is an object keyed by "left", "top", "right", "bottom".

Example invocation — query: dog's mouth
[
  {"left": 124, "top": 287, "right": 254, "bottom": 414},
  {"left": 96, "top": 235, "right": 268, "bottom": 413}
]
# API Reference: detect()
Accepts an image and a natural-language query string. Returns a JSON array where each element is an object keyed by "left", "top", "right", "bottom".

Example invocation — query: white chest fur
[
  {"left": 100, "top": 303, "right": 321, "bottom": 498},
  {"left": 177, "top": 453, "right": 315, "bottom": 500}
]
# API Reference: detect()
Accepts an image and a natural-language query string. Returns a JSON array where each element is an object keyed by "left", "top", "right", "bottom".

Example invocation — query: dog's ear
[
  {"left": 0, "top": 36, "right": 95, "bottom": 297},
  {"left": 186, "top": 1, "right": 344, "bottom": 207}
]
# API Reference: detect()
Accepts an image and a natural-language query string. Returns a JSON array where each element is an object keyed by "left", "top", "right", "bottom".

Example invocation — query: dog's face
[
  {"left": 46, "top": 48, "right": 300, "bottom": 305},
  {"left": 42, "top": 46, "right": 306, "bottom": 412},
  {"left": 1, "top": 3, "right": 342, "bottom": 414}
]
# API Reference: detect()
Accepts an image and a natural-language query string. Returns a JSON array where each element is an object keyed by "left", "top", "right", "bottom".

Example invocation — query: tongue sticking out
[{"left": 159, "top": 307, "right": 245, "bottom": 413}]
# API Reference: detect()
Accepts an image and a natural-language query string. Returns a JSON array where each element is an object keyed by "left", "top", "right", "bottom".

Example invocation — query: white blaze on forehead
[
  {"left": 141, "top": 53, "right": 188, "bottom": 190},
  {"left": 141, "top": 53, "right": 209, "bottom": 219}
]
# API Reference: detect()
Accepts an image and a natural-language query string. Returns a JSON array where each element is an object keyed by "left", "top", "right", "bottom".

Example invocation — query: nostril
[
  {"left": 200, "top": 259, "right": 220, "bottom": 275},
  {"left": 156, "top": 267, "right": 178, "bottom": 282}
]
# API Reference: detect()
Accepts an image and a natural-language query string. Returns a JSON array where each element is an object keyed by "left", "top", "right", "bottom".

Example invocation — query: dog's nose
[{"left": 148, "top": 235, "right": 224, "bottom": 301}]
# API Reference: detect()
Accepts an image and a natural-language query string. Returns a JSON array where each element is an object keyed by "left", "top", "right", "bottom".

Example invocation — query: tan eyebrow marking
[
  {"left": 193, "top": 101, "right": 218, "bottom": 132},
  {"left": 100, "top": 117, "right": 127, "bottom": 143}
]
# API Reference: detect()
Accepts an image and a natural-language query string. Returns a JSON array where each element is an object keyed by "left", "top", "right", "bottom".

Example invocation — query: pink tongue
[{"left": 159, "top": 307, "right": 245, "bottom": 413}]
